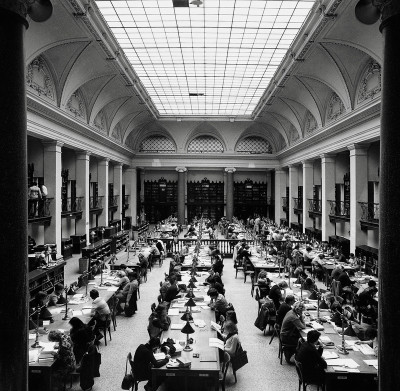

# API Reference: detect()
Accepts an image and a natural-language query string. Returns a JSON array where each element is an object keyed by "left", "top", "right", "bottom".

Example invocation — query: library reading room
[{"left": 1, "top": 1, "right": 399, "bottom": 391}]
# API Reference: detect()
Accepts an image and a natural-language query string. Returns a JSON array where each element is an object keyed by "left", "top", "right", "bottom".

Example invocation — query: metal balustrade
[
  {"left": 293, "top": 197, "right": 303, "bottom": 210},
  {"left": 109, "top": 195, "right": 119, "bottom": 207},
  {"left": 359, "top": 202, "right": 379, "bottom": 222},
  {"left": 61, "top": 197, "right": 83, "bottom": 213},
  {"left": 328, "top": 200, "right": 350, "bottom": 218},
  {"left": 28, "top": 197, "right": 53, "bottom": 219},
  {"left": 308, "top": 198, "right": 322, "bottom": 213},
  {"left": 90, "top": 196, "right": 103, "bottom": 210}
]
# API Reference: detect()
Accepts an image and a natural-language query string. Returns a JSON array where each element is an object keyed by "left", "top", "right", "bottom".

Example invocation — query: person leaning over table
[
  {"left": 208, "top": 287, "right": 232, "bottom": 316},
  {"left": 68, "top": 317, "right": 95, "bottom": 364},
  {"left": 276, "top": 295, "right": 296, "bottom": 326},
  {"left": 280, "top": 301, "right": 306, "bottom": 364},
  {"left": 295, "top": 329, "right": 327, "bottom": 384},
  {"left": 257, "top": 270, "right": 271, "bottom": 298},
  {"left": 87, "top": 289, "right": 111, "bottom": 342},
  {"left": 48, "top": 283, "right": 66, "bottom": 307},
  {"left": 163, "top": 275, "right": 181, "bottom": 305},
  {"left": 133, "top": 337, "right": 170, "bottom": 391},
  {"left": 268, "top": 280, "right": 288, "bottom": 311},
  {"left": 311, "top": 254, "right": 325, "bottom": 281},
  {"left": 355, "top": 327, "right": 378, "bottom": 356},
  {"left": 331, "top": 264, "right": 344, "bottom": 281},
  {"left": 116, "top": 272, "right": 138, "bottom": 316},
  {"left": 111, "top": 270, "right": 129, "bottom": 290},
  {"left": 120, "top": 263, "right": 133, "bottom": 276},
  {"left": 47, "top": 330, "right": 76, "bottom": 389}
]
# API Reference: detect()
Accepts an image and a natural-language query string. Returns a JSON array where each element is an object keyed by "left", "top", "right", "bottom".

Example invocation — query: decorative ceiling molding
[
  {"left": 326, "top": 92, "right": 346, "bottom": 123},
  {"left": 357, "top": 62, "right": 382, "bottom": 106},
  {"left": 26, "top": 56, "right": 56, "bottom": 103}
]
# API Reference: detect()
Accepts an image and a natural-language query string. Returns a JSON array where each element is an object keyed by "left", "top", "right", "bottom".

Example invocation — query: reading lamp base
[{"left": 336, "top": 345, "right": 349, "bottom": 355}]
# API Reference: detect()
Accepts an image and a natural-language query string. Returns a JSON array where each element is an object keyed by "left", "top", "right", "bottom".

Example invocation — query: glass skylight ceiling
[{"left": 96, "top": 0, "right": 315, "bottom": 117}]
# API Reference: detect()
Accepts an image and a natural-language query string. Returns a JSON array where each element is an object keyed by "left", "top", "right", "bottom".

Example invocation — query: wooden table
[
  {"left": 301, "top": 313, "right": 378, "bottom": 391},
  {"left": 29, "top": 284, "right": 116, "bottom": 391},
  {"left": 151, "top": 272, "right": 220, "bottom": 391}
]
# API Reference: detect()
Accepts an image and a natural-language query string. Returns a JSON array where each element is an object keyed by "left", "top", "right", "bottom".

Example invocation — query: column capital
[
  {"left": 288, "top": 164, "right": 298, "bottom": 172},
  {"left": 114, "top": 162, "right": 124, "bottom": 168},
  {"left": 176, "top": 166, "right": 187, "bottom": 173},
  {"left": 320, "top": 153, "right": 336, "bottom": 163},
  {"left": 225, "top": 167, "right": 236, "bottom": 173},
  {"left": 76, "top": 150, "right": 91, "bottom": 160},
  {"left": 347, "top": 143, "right": 369, "bottom": 156},
  {"left": 379, "top": 1, "right": 400, "bottom": 31},
  {"left": 99, "top": 157, "right": 110, "bottom": 163},
  {"left": 42, "top": 140, "right": 64, "bottom": 148},
  {"left": 0, "top": 1, "right": 29, "bottom": 20},
  {"left": 126, "top": 166, "right": 137, "bottom": 172},
  {"left": 301, "top": 159, "right": 314, "bottom": 167},
  {"left": 275, "top": 168, "right": 286, "bottom": 175}
]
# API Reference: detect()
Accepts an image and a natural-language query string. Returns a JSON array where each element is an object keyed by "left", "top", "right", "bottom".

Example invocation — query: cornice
[
  {"left": 27, "top": 93, "right": 133, "bottom": 160},
  {"left": 277, "top": 100, "right": 381, "bottom": 160}
]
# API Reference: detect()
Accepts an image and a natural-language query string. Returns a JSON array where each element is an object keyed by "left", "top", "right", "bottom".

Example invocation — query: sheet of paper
[
  {"left": 29, "top": 350, "right": 40, "bottom": 363},
  {"left": 172, "top": 303, "right": 185, "bottom": 308},
  {"left": 168, "top": 308, "right": 180, "bottom": 316},
  {"left": 29, "top": 333, "right": 36, "bottom": 340},
  {"left": 209, "top": 338, "right": 224, "bottom": 350},
  {"left": 48, "top": 307, "right": 62, "bottom": 315},
  {"left": 193, "top": 319, "right": 206, "bottom": 328},
  {"left": 170, "top": 323, "right": 185, "bottom": 330},
  {"left": 107, "top": 286, "right": 118, "bottom": 292},
  {"left": 72, "top": 310, "right": 83, "bottom": 317},
  {"left": 364, "top": 359, "right": 378, "bottom": 366},
  {"left": 210, "top": 321, "right": 221, "bottom": 331},
  {"left": 154, "top": 352, "right": 166, "bottom": 360},
  {"left": 326, "top": 359, "right": 359, "bottom": 368},
  {"left": 322, "top": 351, "right": 339, "bottom": 359},
  {"left": 358, "top": 344, "right": 375, "bottom": 355},
  {"left": 40, "top": 342, "right": 57, "bottom": 353},
  {"left": 333, "top": 367, "right": 360, "bottom": 373}
]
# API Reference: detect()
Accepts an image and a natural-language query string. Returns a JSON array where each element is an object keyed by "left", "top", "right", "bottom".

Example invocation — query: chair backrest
[{"left": 294, "top": 358, "right": 304, "bottom": 383}]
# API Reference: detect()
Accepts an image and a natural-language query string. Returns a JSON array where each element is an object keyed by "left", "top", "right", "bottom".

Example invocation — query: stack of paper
[
  {"left": 311, "top": 321, "right": 324, "bottom": 331},
  {"left": 358, "top": 344, "right": 375, "bottom": 355},
  {"left": 209, "top": 338, "right": 224, "bottom": 350},
  {"left": 319, "top": 336, "right": 334, "bottom": 346},
  {"left": 170, "top": 323, "right": 185, "bottom": 330},
  {"left": 168, "top": 308, "right": 180, "bottom": 316},
  {"left": 322, "top": 351, "right": 339, "bottom": 359},
  {"left": 154, "top": 352, "right": 166, "bottom": 360},
  {"left": 29, "top": 350, "right": 40, "bottom": 363},
  {"left": 326, "top": 358, "right": 359, "bottom": 368},
  {"left": 193, "top": 319, "right": 206, "bottom": 328},
  {"left": 364, "top": 359, "right": 378, "bottom": 369}
]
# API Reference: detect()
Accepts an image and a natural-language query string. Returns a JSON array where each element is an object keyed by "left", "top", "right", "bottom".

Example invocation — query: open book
[{"left": 209, "top": 337, "right": 224, "bottom": 350}]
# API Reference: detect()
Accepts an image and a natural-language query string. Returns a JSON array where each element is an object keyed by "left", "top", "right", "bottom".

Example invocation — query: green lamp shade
[{"left": 181, "top": 321, "right": 195, "bottom": 335}]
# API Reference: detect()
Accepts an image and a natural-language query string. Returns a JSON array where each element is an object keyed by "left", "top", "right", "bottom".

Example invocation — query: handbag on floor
[
  {"left": 230, "top": 343, "right": 248, "bottom": 372},
  {"left": 121, "top": 355, "right": 133, "bottom": 390}
]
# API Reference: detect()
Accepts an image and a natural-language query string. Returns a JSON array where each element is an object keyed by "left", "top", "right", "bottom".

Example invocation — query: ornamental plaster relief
[
  {"left": 65, "top": 89, "right": 86, "bottom": 121},
  {"left": 305, "top": 111, "right": 318, "bottom": 135},
  {"left": 357, "top": 62, "right": 381, "bottom": 105},
  {"left": 26, "top": 57, "right": 55, "bottom": 103},
  {"left": 93, "top": 109, "right": 107, "bottom": 134},
  {"left": 326, "top": 92, "right": 345, "bottom": 123}
]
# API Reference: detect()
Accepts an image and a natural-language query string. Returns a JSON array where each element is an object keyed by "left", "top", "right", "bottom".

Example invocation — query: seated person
[
  {"left": 87, "top": 289, "right": 111, "bottom": 341},
  {"left": 268, "top": 281, "right": 288, "bottom": 311},
  {"left": 331, "top": 264, "right": 344, "bottom": 281},
  {"left": 257, "top": 270, "right": 271, "bottom": 298},
  {"left": 133, "top": 337, "right": 170, "bottom": 391},
  {"left": 336, "top": 250, "right": 347, "bottom": 263},
  {"left": 355, "top": 327, "right": 378, "bottom": 355},
  {"left": 280, "top": 301, "right": 306, "bottom": 363},
  {"left": 311, "top": 254, "right": 325, "bottom": 281},
  {"left": 223, "top": 321, "right": 241, "bottom": 359},
  {"left": 302, "top": 247, "right": 314, "bottom": 267},
  {"left": 212, "top": 255, "right": 224, "bottom": 275},
  {"left": 112, "top": 270, "right": 129, "bottom": 290},
  {"left": 295, "top": 330, "right": 327, "bottom": 384},
  {"left": 31, "top": 291, "right": 54, "bottom": 325},
  {"left": 47, "top": 330, "right": 76, "bottom": 388},
  {"left": 163, "top": 275, "right": 181, "bottom": 304},
  {"left": 302, "top": 277, "right": 317, "bottom": 293},
  {"left": 48, "top": 283, "right": 66, "bottom": 306},
  {"left": 208, "top": 287, "right": 231, "bottom": 316},
  {"left": 68, "top": 317, "right": 95, "bottom": 363},
  {"left": 120, "top": 263, "right": 134, "bottom": 276},
  {"left": 276, "top": 295, "right": 296, "bottom": 326},
  {"left": 147, "top": 304, "right": 171, "bottom": 338},
  {"left": 357, "top": 280, "right": 378, "bottom": 320},
  {"left": 207, "top": 276, "right": 225, "bottom": 296}
]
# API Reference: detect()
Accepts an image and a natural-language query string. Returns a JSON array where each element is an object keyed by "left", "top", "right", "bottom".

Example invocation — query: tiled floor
[{"left": 62, "top": 235, "right": 318, "bottom": 391}]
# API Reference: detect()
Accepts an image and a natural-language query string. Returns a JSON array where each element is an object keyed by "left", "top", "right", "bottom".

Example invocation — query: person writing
[
  {"left": 48, "top": 283, "right": 66, "bottom": 306},
  {"left": 133, "top": 337, "right": 170, "bottom": 391},
  {"left": 295, "top": 330, "right": 327, "bottom": 385}
]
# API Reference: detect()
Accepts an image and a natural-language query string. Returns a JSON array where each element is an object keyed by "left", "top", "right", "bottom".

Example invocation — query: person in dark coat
[
  {"left": 295, "top": 330, "right": 327, "bottom": 384},
  {"left": 69, "top": 317, "right": 95, "bottom": 363},
  {"left": 276, "top": 295, "right": 295, "bottom": 326},
  {"left": 133, "top": 337, "right": 170, "bottom": 391},
  {"left": 268, "top": 281, "right": 288, "bottom": 311},
  {"left": 79, "top": 343, "right": 101, "bottom": 391}
]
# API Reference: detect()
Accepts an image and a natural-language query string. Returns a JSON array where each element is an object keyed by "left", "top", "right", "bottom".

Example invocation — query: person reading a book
[
  {"left": 223, "top": 321, "right": 241, "bottom": 359},
  {"left": 295, "top": 330, "right": 327, "bottom": 384},
  {"left": 133, "top": 337, "right": 170, "bottom": 391}
]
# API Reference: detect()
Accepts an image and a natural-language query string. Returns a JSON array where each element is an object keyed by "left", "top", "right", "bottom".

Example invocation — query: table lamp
[
  {"left": 189, "top": 276, "right": 198, "bottom": 283},
  {"left": 336, "top": 311, "right": 349, "bottom": 355},
  {"left": 181, "top": 321, "right": 195, "bottom": 352},
  {"left": 185, "top": 297, "right": 197, "bottom": 312},
  {"left": 180, "top": 308, "right": 193, "bottom": 322}
]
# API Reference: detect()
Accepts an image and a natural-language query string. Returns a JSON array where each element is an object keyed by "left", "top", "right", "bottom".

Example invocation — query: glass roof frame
[{"left": 95, "top": 0, "right": 315, "bottom": 117}]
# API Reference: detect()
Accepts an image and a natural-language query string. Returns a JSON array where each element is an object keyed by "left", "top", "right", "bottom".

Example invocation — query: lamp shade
[
  {"left": 185, "top": 290, "right": 196, "bottom": 298},
  {"left": 343, "top": 324, "right": 357, "bottom": 337},
  {"left": 319, "top": 300, "right": 329, "bottom": 309},
  {"left": 188, "top": 281, "right": 197, "bottom": 289},
  {"left": 181, "top": 321, "right": 195, "bottom": 335},
  {"left": 185, "top": 298, "right": 197, "bottom": 307},
  {"left": 309, "top": 291, "right": 318, "bottom": 300},
  {"left": 190, "top": 276, "right": 198, "bottom": 282},
  {"left": 181, "top": 311, "right": 193, "bottom": 322}
]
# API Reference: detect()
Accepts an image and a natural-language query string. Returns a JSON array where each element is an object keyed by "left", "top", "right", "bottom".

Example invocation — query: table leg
[{"left": 151, "top": 371, "right": 157, "bottom": 391}]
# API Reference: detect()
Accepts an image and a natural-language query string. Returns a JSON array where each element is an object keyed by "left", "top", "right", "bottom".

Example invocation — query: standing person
[
  {"left": 116, "top": 272, "right": 138, "bottom": 316},
  {"left": 28, "top": 181, "right": 42, "bottom": 217},
  {"left": 38, "top": 183, "right": 48, "bottom": 216},
  {"left": 88, "top": 289, "right": 111, "bottom": 342}
]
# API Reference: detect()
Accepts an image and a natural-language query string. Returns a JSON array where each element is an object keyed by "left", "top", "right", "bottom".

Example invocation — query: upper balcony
[
  {"left": 328, "top": 200, "right": 350, "bottom": 222},
  {"left": 61, "top": 197, "right": 83, "bottom": 218},
  {"left": 282, "top": 197, "right": 288, "bottom": 212},
  {"left": 90, "top": 196, "right": 104, "bottom": 214},
  {"left": 109, "top": 195, "right": 119, "bottom": 211},
  {"left": 308, "top": 198, "right": 322, "bottom": 218},
  {"left": 28, "top": 198, "right": 53, "bottom": 225},
  {"left": 293, "top": 197, "right": 303, "bottom": 215},
  {"left": 359, "top": 202, "right": 379, "bottom": 230}
]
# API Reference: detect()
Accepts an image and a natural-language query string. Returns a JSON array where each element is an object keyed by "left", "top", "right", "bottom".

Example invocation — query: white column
[
  {"left": 98, "top": 158, "right": 109, "bottom": 227},
  {"left": 349, "top": 144, "right": 368, "bottom": 253},
  {"left": 176, "top": 166, "right": 187, "bottom": 224},
  {"left": 75, "top": 151, "right": 90, "bottom": 241},
  {"left": 114, "top": 163, "right": 123, "bottom": 228},
  {"left": 321, "top": 154, "right": 336, "bottom": 242},
  {"left": 125, "top": 167, "right": 137, "bottom": 226},
  {"left": 288, "top": 165, "right": 298, "bottom": 226},
  {"left": 43, "top": 141, "right": 63, "bottom": 252},
  {"left": 302, "top": 160, "right": 314, "bottom": 233},
  {"left": 266, "top": 170, "right": 272, "bottom": 218},
  {"left": 274, "top": 169, "right": 286, "bottom": 224}
]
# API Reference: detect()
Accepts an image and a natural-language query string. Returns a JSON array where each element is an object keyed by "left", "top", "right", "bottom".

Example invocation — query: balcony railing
[
  {"left": 359, "top": 202, "right": 379, "bottom": 224},
  {"left": 62, "top": 197, "right": 83, "bottom": 214},
  {"left": 109, "top": 195, "right": 119, "bottom": 208},
  {"left": 90, "top": 196, "right": 103, "bottom": 210},
  {"left": 328, "top": 200, "right": 350, "bottom": 219},
  {"left": 293, "top": 197, "right": 303, "bottom": 210},
  {"left": 282, "top": 197, "right": 288, "bottom": 211},
  {"left": 28, "top": 198, "right": 53, "bottom": 219},
  {"left": 308, "top": 198, "right": 322, "bottom": 214}
]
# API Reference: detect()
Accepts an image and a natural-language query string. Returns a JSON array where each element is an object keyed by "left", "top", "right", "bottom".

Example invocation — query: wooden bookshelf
[
  {"left": 234, "top": 179, "right": 267, "bottom": 219},
  {"left": 144, "top": 178, "right": 177, "bottom": 222},
  {"left": 187, "top": 178, "right": 224, "bottom": 222}
]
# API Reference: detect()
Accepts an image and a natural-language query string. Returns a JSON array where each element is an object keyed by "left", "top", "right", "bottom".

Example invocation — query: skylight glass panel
[{"left": 96, "top": 0, "right": 314, "bottom": 116}]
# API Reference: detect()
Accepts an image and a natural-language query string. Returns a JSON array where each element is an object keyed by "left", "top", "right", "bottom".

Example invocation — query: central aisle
[{"left": 64, "top": 250, "right": 301, "bottom": 391}]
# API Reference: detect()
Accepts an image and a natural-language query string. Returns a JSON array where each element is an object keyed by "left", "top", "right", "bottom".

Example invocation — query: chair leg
[
  {"left": 235, "top": 268, "right": 238, "bottom": 278},
  {"left": 108, "top": 326, "right": 112, "bottom": 341},
  {"left": 103, "top": 328, "right": 107, "bottom": 346}
]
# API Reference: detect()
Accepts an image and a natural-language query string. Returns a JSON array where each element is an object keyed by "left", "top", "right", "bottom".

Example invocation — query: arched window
[
  {"left": 187, "top": 136, "right": 224, "bottom": 153},
  {"left": 139, "top": 135, "right": 175, "bottom": 153},
  {"left": 236, "top": 136, "right": 272, "bottom": 154}
]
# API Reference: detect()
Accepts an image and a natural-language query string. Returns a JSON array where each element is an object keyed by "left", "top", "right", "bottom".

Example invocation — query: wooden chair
[
  {"left": 242, "top": 260, "right": 255, "bottom": 283},
  {"left": 98, "top": 314, "right": 112, "bottom": 346},
  {"left": 269, "top": 323, "right": 280, "bottom": 345},
  {"left": 234, "top": 258, "right": 244, "bottom": 278},
  {"left": 127, "top": 352, "right": 146, "bottom": 391},
  {"left": 111, "top": 297, "right": 119, "bottom": 331},
  {"left": 294, "top": 358, "right": 325, "bottom": 391},
  {"left": 219, "top": 351, "right": 231, "bottom": 391},
  {"left": 276, "top": 328, "right": 297, "bottom": 365}
]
